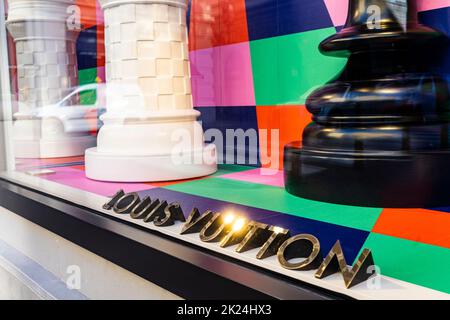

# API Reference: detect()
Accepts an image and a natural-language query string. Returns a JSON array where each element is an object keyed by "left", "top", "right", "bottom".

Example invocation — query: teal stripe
[
  {"left": 362, "top": 233, "right": 450, "bottom": 294},
  {"left": 164, "top": 177, "right": 381, "bottom": 231}
]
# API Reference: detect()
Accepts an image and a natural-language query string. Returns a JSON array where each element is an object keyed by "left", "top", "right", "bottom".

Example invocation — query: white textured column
[
  {"left": 85, "top": 0, "right": 217, "bottom": 182},
  {"left": 6, "top": 0, "right": 97, "bottom": 158}
]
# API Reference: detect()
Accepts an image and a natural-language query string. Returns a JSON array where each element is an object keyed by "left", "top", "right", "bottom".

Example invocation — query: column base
[
  {"left": 284, "top": 141, "right": 450, "bottom": 208},
  {"left": 14, "top": 135, "right": 97, "bottom": 159},
  {"left": 85, "top": 146, "right": 218, "bottom": 182}
]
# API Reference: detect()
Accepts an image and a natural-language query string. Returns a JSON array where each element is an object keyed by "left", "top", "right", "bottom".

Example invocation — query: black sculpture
[{"left": 284, "top": 0, "right": 450, "bottom": 207}]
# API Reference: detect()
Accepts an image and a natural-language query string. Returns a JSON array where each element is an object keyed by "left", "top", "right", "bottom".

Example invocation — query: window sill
[{"left": 0, "top": 176, "right": 344, "bottom": 300}]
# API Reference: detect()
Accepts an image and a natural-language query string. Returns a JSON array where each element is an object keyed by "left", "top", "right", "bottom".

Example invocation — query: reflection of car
[
  {"left": 13, "top": 84, "right": 106, "bottom": 159},
  {"left": 14, "top": 84, "right": 106, "bottom": 133}
]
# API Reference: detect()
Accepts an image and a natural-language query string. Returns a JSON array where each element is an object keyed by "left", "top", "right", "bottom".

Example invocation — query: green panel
[
  {"left": 363, "top": 233, "right": 450, "bottom": 294},
  {"left": 164, "top": 177, "right": 381, "bottom": 231},
  {"left": 250, "top": 36, "right": 277, "bottom": 105},
  {"left": 78, "top": 68, "right": 97, "bottom": 105},
  {"left": 213, "top": 164, "right": 255, "bottom": 177},
  {"left": 250, "top": 28, "right": 347, "bottom": 106}
]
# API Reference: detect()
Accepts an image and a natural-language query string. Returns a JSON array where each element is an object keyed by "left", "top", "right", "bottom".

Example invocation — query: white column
[
  {"left": 6, "top": 0, "right": 97, "bottom": 158},
  {"left": 85, "top": 0, "right": 217, "bottom": 182}
]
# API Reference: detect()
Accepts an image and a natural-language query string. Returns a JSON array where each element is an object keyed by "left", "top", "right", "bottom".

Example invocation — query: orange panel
[
  {"left": 76, "top": 0, "right": 97, "bottom": 30},
  {"left": 145, "top": 176, "right": 206, "bottom": 187},
  {"left": 219, "top": 0, "right": 249, "bottom": 46},
  {"left": 256, "top": 105, "right": 312, "bottom": 170},
  {"left": 189, "top": 0, "right": 249, "bottom": 51},
  {"left": 373, "top": 208, "right": 450, "bottom": 249},
  {"left": 71, "top": 165, "right": 86, "bottom": 171},
  {"left": 189, "top": 0, "right": 220, "bottom": 50}
]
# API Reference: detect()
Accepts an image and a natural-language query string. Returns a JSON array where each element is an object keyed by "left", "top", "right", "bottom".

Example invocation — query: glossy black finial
[
  {"left": 284, "top": 0, "right": 450, "bottom": 207},
  {"left": 320, "top": 0, "right": 440, "bottom": 56}
]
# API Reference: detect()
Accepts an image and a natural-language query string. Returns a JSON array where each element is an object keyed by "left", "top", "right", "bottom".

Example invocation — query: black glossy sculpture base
[
  {"left": 284, "top": 142, "right": 450, "bottom": 208},
  {"left": 283, "top": 1, "right": 450, "bottom": 208}
]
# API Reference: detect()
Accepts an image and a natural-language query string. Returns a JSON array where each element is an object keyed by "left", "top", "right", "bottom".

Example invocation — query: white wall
[{"left": 0, "top": 206, "right": 182, "bottom": 300}]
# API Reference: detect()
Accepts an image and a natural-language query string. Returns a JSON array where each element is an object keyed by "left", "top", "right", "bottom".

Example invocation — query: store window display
[{"left": 0, "top": 0, "right": 450, "bottom": 300}]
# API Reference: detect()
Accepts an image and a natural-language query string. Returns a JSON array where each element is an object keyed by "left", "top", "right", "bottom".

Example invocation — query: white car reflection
[
  {"left": 13, "top": 84, "right": 106, "bottom": 159},
  {"left": 14, "top": 83, "right": 106, "bottom": 133}
]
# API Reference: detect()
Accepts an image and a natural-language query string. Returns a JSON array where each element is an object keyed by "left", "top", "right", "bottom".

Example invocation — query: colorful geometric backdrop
[{"left": 71, "top": 0, "right": 450, "bottom": 169}]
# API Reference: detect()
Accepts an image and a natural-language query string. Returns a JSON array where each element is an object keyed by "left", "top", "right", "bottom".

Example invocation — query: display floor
[{"left": 8, "top": 156, "right": 450, "bottom": 298}]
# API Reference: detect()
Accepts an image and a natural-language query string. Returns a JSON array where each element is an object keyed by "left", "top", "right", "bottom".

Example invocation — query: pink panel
[
  {"left": 190, "top": 47, "right": 221, "bottom": 106},
  {"left": 41, "top": 167, "right": 154, "bottom": 197},
  {"left": 97, "top": 66, "right": 106, "bottom": 83},
  {"left": 190, "top": 42, "right": 255, "bottom": 107},
  {"left": 220, "top": 42, "right": 255, "bottom": 106},
  {"left": 220, "top": 168, "right": 284, "bottom": 187},
  {"left": 96, "top": 0, "right": 104, "bottom": 25},
  {"left": 323, "top": 0, "right": 348, "bottom": 27},
  {"left": 417, "top": 0, "right": 450, "bottom": 12}
]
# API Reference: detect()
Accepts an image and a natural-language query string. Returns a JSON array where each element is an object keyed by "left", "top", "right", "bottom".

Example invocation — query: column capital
[
  {"left": 6, "top": 0, "right": 76, "bottom": 23},
  {"left": 6, "top": 0, "right": 79, "bottom": 41},
  {"left": 98, "top": 0, "right": 187, "bottom": 10}
]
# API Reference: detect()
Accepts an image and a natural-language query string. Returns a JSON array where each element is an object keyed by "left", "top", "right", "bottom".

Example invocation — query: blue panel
[
  {"left": 419, "top": 7, "right": 450, "bottom": 75},
  {"left": 258, "top": 213, "right": 370, "bottom": 264},
  {"left": 187, "top": 0, "right": 192, "bottom": 31},
  {"left": 429, "top": 207, "right": 450, "bottom": 213},
  {"left": 245, "top": 0, "right": 278, "bottom": 41},
  {"left": 138, "top": 188, "right": 279, "bottom": 222},
  {"left": 245, "top": 0, "right": 334, "bottom": 41},
  {"left": 335, "top": 25, "right": 345, "bottom": 32},
  {"left": 277, "top": 0, "right": 334, "bottom": 37},
  {"left": 419, "top": 7, "right": 450, "bottom": 35},
  {"left": 76, "top": 26, "right": 98, "bottom": 70},
  {"left": 137, "top": 188, "right": 369, "bottom": 264},
  {"left": 196, "top": 106, "right": 260, "bottom": 166}
]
